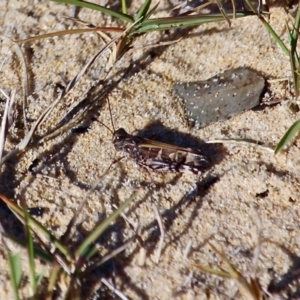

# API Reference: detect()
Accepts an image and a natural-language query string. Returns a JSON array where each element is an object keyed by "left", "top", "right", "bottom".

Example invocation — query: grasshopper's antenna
[
  {"left": 107, "top": 96, "right": 116, "bottom": 133},
  {"left": 97, "top": 120, "right": 113, "bottom": 135},
  {"left": 96, "top": 96, "right": 116, "bottom": 135}
]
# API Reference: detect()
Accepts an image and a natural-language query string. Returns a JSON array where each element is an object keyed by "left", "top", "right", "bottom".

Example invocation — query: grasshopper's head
[
  {"left": 113, "top": 128, "right": 129, "bottom": 151},
  {"left": 113, "top": 128, "right": 128, "bottom": 140}
]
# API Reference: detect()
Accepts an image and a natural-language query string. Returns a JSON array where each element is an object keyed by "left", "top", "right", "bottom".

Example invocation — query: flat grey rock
[{"left": 174, "top": 67, "right": 265, "bottom": 128}]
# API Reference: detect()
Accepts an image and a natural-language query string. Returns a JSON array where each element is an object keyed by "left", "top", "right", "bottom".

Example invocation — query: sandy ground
[{"left": 0, "top": 0, "right": 300, "bottom": 299}]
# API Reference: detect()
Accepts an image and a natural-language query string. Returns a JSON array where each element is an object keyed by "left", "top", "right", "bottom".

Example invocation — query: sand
[{"left": 0, "top": 0, "right": 299, "bottom": 299}]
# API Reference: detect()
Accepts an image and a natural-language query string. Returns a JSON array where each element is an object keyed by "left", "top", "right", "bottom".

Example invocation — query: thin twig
[
  {"left": 83, "top": 239, "right": 133, "bottom": 275},
  {"left": 0, "top": 89, "right": 15, "bottom": 166},
  {"left": 251, "top": 208, "right": 263, "bottom": 278},
  {"left": 183, "top": 240, "right": 192, "bottom": 260},
  {"left": 206, "top": 139, "right": 274, "bottom": 153},
  {"left": 1, "top": 36, "right": 30, "bottom": 132},
  {"left": 0, "top": 28, "right": 129, "bottom": 164},
  {"left": 100, "top": 277, "right": 129, "bottom": 300},
  {"left": 152, "top": 204, "right": 165, "bottom": 264}
]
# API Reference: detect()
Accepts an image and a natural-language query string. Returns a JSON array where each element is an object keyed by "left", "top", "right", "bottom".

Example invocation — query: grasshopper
[{"left": 100, "top": 98, "right": 209, "bottom": 175}]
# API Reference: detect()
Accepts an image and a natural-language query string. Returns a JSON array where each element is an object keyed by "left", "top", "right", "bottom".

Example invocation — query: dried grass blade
[
  {"left": 1, "top": 36, "right": 29, "bottom": 132},
  {"left": 17, "top": 27, "right": 124, "bottom": 44},
  {"left": 38, "top": 20, "right": 141, "bottom": 143},
  {"left": 1, "top": 28, "right": 130, "bottom": 164},
  {"left": 0, "top": 89, "right": 15, "bottom": 165}
]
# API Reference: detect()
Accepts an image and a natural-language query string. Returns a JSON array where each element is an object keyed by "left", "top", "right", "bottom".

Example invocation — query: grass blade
[
  {"left": 289, "top": 46, "right": 299, "bottom": 99},
  {"left": 291, "top": 2, "right": 300, "bottom": 42},
  {"left": 144, "top": 1, "right": 160, "bottom": 20},
  {"left": 47, "top": 265, "right": 61, "bottom": 299},
  {"left": 0, "top": 193, "right": 70, "bottom": 259},
  {"left": 25, "top": 209, "right": 37, "bottom": 294},
  {"left": 121, "top": 0, "right": 127, "bottom": 14},
  {"left": 275, "top": 119, "right": 300, "bottom": 153},
  {"left": 260, "top": 18, "right": 289, "bottom": 56},
  {"left": 243, "top": 0, "right": 257, "bottom": 13},
  {"left": 75, "top": 194, "right": 135, "bottom": 261},
  {"left": 135, "top": 12, "right": 253, "bottom": 33},
  {"left": 8, "top": 252, "right": 22, "bottom": 300},
  {"left": 51, "top": 0, "right": 134, "bottom": 23},
  {"left": 135, "top": 0, "right": 151, "bottom": 22},
  {"left": 243, "top": 0, "right": 288, "bottom": 56},
  {"left": 2, "top": 232, "right": 53, "bottom": 263},
  {"left": 276, "top": 119, "right": 300, "bottom": 153},
  {"left": 17, "top": 27, "right": 124, "bottom": 45},
  {"left": 0, "top": 89, "right": 11, "bottom": 165},
  {"left": 290, "top": 5, "right": 300, "bottom": 98}
]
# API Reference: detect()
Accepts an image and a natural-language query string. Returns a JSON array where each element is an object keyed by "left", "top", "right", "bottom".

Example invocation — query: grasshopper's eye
[
  {"left": 113, "top": 128, "right": 128, "bottom": 144},
  {"left": 115, "top": 128, "right": 128, "bottom": 138},
  {"left": 113, "top": 133, "right": 120, "bottom": 143}
]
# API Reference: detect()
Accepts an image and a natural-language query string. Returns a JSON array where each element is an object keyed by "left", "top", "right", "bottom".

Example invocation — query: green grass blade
[
  {"left": 135, "top": 12, "right": 254, "bottom": 33},
  {"left": 25, "top": 209, "right": 37, "bottom": 294},
  {"left": 243, "top": 0, "right": 258, "bottom": 14},
  {"left": 135, "top": 0, "right": 151, "bottom": 22},
  {"left": 35, "top": 268, "right": 46, "bottom": 288},
  {"left": 8, "top": 252, "right": 22, "bottom": 300},
  {"left": 75, "top": 194, "right": 134, "bottom": 260},
  {"left": 291, "top": 3, "right": 300, "bottom": 42},
  {"left": 121, "top": 0, "right": 127, "bottom": 14},
  {"left": 51, "top": 0, "right": 134, "bottom": 23},
  {"left": 2, "top": 232, "right": 53, "bottom": 263},
  {"left": 47, "top": 266, "right": 61, "bottom": 299},
  {"left": 244, "top": 0, "right": 288, "bottom": 56},
  {"left": 275, "top": 119, "right": 300, "bottom": 153},
  {"left": 0, "top": 194, "right": 70, "bottom": 259},
  {"left": 144, "top": 1, "right": 160, "bottom": 20},
  {"left": 290, "top": 5, "right": 300, "bottom": 98},
  {"left": 259, "top": 18, "right": 289, "bottom": 56},
  {"left": 289, "top": 48, "right": 299, "bottom": 99}
]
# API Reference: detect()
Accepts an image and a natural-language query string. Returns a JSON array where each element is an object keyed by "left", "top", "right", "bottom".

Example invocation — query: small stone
[{"left": 174, "top": 67, "right": 265, "bottom": 129}]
